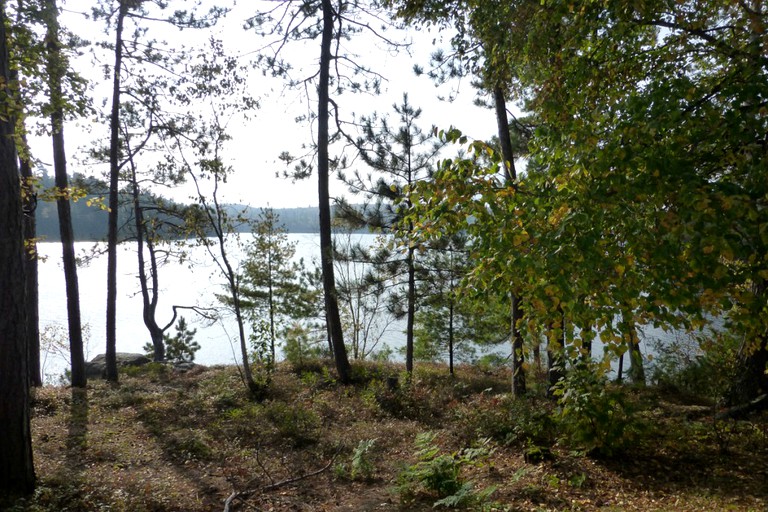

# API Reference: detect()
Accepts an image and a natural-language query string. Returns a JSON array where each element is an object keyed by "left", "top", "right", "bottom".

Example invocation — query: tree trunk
[
  {"left": 580, "top": 321, "right": 593, "bottom": 363},
  {"left": 406, "top": 245, "right": 416, "bottom": 373},
  {"left": 621, "top": 307, "right": 645, "bottom": 385},
  {"left": 318, "top": 0, "right": 351, "bottom": 384},
  {"left": 46, "top": 0, "right": 85, "bottom": 388},
  {"left": 494, "top": 85, "right": 526, "bottom": 396},
  {"left": 268, "top": 256, "right": 276, "bottom": 365},
  {"left": 510, "top": 294, "right": 526, "bottom": 395},
  {"left": 0, "top": 2, "right": 36, "bottom": 492},
  {"left": 546, "top": 316, "right": 565, "bottom": 398},
  {"left": 448, "top": 297, "right": 454, "bottom": 376},
  {"left": 19, "top": 137, "right": 41, "bottom": 387},
  {"left": 627, "top": 323, "right": 645, "bottom": 385},
  {"left": 106, "top": 0, "right": 128, "bottom": 382},
  {"left": 725, "top": 280, "right": 768, "bottom": 406},
  {"left": 226, "top": 257, "right": 259, "bottom": 395},
  {"left": 131, "top": 166, "right": 165, "bottom": 361}
]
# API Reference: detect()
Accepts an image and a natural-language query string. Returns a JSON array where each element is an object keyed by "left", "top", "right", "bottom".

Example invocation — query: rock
[
  {"left": 172, "top": 361, "right": 197, "bottom": 373},
  {"left": 85, "top": 352, "right": 151, "bottom": 379}
]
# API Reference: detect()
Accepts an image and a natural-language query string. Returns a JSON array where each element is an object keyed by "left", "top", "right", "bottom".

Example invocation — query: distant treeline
[{"left": 32, "top": 172, "right": 325, "bottom": 242}]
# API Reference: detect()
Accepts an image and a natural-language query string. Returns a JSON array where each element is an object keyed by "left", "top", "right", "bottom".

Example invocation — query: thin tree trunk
[
  {"left": 627, "top": 321, "right": 645, "bottom": 385},
  {"left": 448, "top": 298, "right": 454, "bottom": 376},
  {"left": 533, "top": 340, "right": 541, "bottom": 371},
  {"left": 318, "top": 0, "right": 351, "bottom": 383},
  {"left": 581, "top": 321, "right": 593, "bottom": 363},
  {"left": 14, "top": 0, "right": 41, "bottom": 392},
  {"left": 620, "top": 306, "right": 645, "bottom": 384},
  {"left": 222, "top": 247, "right": 258, "bottom": 395},
  {"left": 494, "top": 85, "right": 526, "bottom": 396},
  {"left": 46, "top": 0, "right": 85, "bottom": 388},
  {"left": 19, "top": 137, "right": 40, "bottom": 387},
  {"left": 546, "top": 315, "right": 565, "bottom": 398},
  {"left": 268, "top": 254, "right": 276, "bottom": 365},
  {"left": 406, "top": 245, "right": 416, "bottom": 373},
  {"left": 106, "top": 0, "right": 127, "bottom": 382},
  {"left": 130, "top": 159, "right": 165, "bottom": 361},
  {"left": 0, "top": 1, "right": 35, "bottom": 491}
]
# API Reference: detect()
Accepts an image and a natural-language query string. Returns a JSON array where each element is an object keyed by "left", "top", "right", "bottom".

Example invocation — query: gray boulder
[{"left": 85, "top": 352, "right": 151, "bottom": 379}]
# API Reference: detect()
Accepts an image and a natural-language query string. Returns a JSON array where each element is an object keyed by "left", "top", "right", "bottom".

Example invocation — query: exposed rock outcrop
[{"left": 85, "top": 352, "right": 151, "bottom": 379}]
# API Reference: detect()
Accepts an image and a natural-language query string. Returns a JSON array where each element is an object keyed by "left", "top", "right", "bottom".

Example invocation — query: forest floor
[{"left": 4, "top": 360, "right": 767, "bottom": 511}]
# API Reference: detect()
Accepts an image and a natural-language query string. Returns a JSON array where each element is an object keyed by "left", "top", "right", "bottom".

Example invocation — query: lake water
[
  {"left": 37, "top": 234, "right": 705, "bottom": 384},
  {"left": 38, "top": 233, "right": 391, "bottom": 382}
]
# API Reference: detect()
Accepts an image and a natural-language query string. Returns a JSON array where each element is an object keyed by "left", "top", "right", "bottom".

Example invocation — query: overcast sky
[{"left": 32, "top": 1, "right": 499, "bottom": 209}]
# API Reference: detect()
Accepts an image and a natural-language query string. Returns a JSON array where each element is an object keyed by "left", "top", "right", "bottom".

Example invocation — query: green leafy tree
[
  {"left": 145, "top": 317, "right": 200, "bottom": 363},
  {"left": 337, "top": 93, "right": 444, "bottom": 372},
  {"left": 413, "top": 234, "right": 508, "bottom": 374},
  {"left": 6, "top": 0, "right": 92, "bottom": 388},
  {"left": 248, "top": 0, "right": 406, "bottom": 383},
  {"left": 394, "top": 0, "right": 768, "bottom": 406},
  {"left": 239, "top": 208, "right": 321, "bottom": 366},
  {"left": 96, "top": 0, "right": 228, "bottom": 381},
  {"left": 388, "top": 0, "right": 530, "bottom": 394}
]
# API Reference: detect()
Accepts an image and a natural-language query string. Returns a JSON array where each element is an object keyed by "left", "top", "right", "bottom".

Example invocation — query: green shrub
[
  {"left": 264, "top": 401, "right": 320, "bottom": 447},
  {"left": 454, "top": 393, "right": 556, "bottom": 448},
  {"left": 143, "top": 316, "right": 200, "bottom": 363},
  {"left": 283, "top": 322, "right": 330, "bottom": 368},
  {"left": 554, "top": 363, "right": 644, "bottom": 457},
  {"left": 335, "top": 438, "right": 378, "bottom": 481},
  {"left": 168, "top": 431, "right": 213, "bottom": 461},
  {"left": 648, "top": 330, "right": 739, "bottom": 402},
  {"left": 397, "top": 432, "right": 495, "bottom": 509}
]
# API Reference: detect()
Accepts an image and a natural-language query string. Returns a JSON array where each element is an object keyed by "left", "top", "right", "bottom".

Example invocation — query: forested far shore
[{"left": 33, "top": 172, "right": 329, "bottom": 240}]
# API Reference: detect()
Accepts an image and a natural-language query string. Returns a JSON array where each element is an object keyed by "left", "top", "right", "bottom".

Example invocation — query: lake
[
  {"left": 37, "top": 234, "right": 702, "bottom": 384},
  {"left": 37, "top": 233, "right": 393, "bottom": 382}
]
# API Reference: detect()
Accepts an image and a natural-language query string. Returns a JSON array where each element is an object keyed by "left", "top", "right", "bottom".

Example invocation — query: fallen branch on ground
[
  {"left": 715, "top": 394, "right": 768, "bottom": 420},
  {"left": 223, "top": 456, "right": 336, "bottom": 512}
]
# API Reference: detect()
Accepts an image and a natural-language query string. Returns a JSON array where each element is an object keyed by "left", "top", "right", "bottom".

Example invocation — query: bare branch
[{"left": 222, "top": 456, "right": 336, "bottom": 512}]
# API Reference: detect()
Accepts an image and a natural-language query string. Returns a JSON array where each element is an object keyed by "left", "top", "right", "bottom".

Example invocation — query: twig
[{"left": 223, "top": 456, "right": 336, "bottom": 512}]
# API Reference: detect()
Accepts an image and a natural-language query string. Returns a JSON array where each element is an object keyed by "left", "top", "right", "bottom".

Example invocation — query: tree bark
[
  {"left": 46, "top": 0, "right": 86, "bottom": 388},
  {"left": 318, "top": 0, "right": 351, "bottom": 383},
  {"left": 0, "top": 1, "right": 36, "bottom": 492},
  {"left": 19, "top": 136, "right": 41, "bottom": 387},
  {"left": 546, "top": 314, "right": 565, "bottom": 398},
  {"left": 448, "top": 297, "right": 454, "bottom": 376},
  {"left": 130, "top": 163, "right": 165, "bottom": 361},
  {"left": 106, "top": 0, "right": 128, "bottom": 382},
  {"left": 494, "top": 85, "right": 526, "bottom": 396},
  {"left": 725, "top": 280, "right": 768, "bottom": 406},
  {"left": 405, "top": 245, "right": 416, "bottom": 373}
]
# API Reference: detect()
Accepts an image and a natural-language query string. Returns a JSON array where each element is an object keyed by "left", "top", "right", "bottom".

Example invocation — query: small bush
[
  {"left": 554, "top": 364, "right": 644, "bottom": 457},
  {"left": 370, "top": 379, "right": 446, "bottom": 424},
  {"left": 143, "top": 316, "right": 200, "bottom": 364},
  {"left": 454, "top": 393, "right": 556, "bottom": 448},
  {"left": 335, "top": 438, "right": 378, "bottom": 481},
  {"left": 264, "top": 401, "right": 320, "bottom": 447},
  {"left": 167, "top": 431, "right": 213, "bottom": 461},
  {"left": 648, "top": 330, "right": 739, "bottom": 402},
  {"left": 397, "top": 432, "right": 495, "bottom": 509},
  {"left": 283, "top": 322, "right": 331, "bottom": 369}
]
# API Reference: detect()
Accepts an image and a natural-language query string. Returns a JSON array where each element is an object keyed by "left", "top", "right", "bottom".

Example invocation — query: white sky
[{"left": 31, "top": 0, "right": 499, "bottom": 209}]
